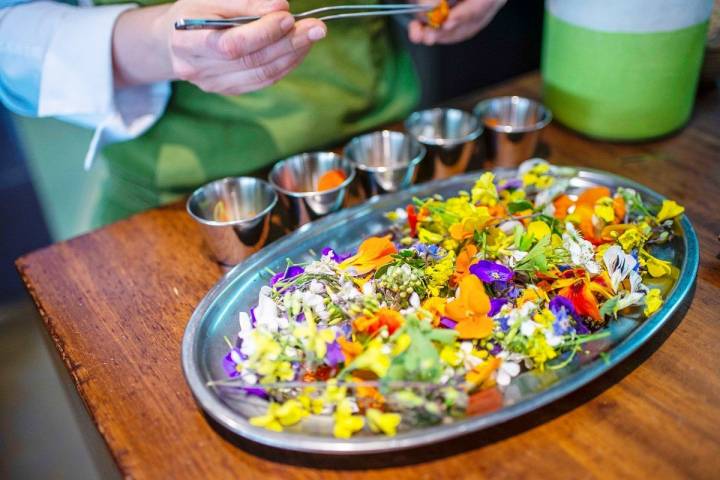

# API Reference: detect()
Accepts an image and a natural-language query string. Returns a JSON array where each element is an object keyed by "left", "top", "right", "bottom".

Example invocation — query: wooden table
[{"left": 16, "top": 73, "right": 720, "bottom": 479}]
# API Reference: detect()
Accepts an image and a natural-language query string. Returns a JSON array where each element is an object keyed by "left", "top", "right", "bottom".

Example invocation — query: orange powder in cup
[{"left": 317, "top": 169, "right": 347, "bottom": 191}]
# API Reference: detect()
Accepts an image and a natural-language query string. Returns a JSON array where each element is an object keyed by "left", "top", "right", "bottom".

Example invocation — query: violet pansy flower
[
  {"left": 270, "top": 265, "right": 304, "bottom": 286},
  {"left": 325, "top": 340, "right": 345, "bottom": 367},
  {"left": 489, "top": 298, "right": 509, "bottom": 317},
  {"left": 321, "top": 247, "right": 351, "bottom": 263},
  {"left": 470, "top": 260, "right": 514, "bottom": 283},
  {"left": 222, "top": 348, "right": 243, "bottom": 378}
]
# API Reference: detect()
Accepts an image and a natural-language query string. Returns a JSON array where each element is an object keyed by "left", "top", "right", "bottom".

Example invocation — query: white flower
[
  {"left": 562, "top": 223, "right": 600, "bottom": 274},
  {"left": 603, "top": 245, "right": 637, "bottom": 292},
  {"left": 499, "top": 220, "right": 523, "bottom": 235},
  {"left": 496, "top": 351, "right": 523, "bottom": 387},
  {"left": 409, "top": 292, "right": 420, "bottom": 309},
  {"left": 304, "top": 259, "right": 335, "bottom": 275},
  {"left": 254, "top": 293, "right": 283, "bottom": 333},
  {"left": 308, "top": 279, "right": 325, "bottom": 294},
  {"left": 520, "top": 319, "right": 538, "bottom": 337},
  {"left": 361, "top": 280, "right": 375, "bottom": 297}
]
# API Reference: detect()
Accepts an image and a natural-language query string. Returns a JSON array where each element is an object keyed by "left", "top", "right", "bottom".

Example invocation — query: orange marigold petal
[{"left": 576, "top": 186, "right": 611, "bottom": 208}]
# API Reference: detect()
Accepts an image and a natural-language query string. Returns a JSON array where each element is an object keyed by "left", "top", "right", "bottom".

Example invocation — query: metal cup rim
[
  {"left": 268, "top": 151, "right": 356, "bottom": 198},
  {"left": 343, "top": 130, "right": 426, "bottom": 173},
  {"left": 186, "top": 176, "right": 278, "bottom": 228},
  {"left": 473, "top": 96, "right": 553, "bottom": 133},
  {"left": 404, "top": 108, "right": 483, "bottom": 147}
]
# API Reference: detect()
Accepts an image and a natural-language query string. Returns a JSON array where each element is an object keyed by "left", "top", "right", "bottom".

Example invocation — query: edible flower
[
  {"left": 366, "top": 408, "right": 402, "bottom": 436},
  {"left": 470, "top": 260, "right": 514, "bottom": 284},
  {"left": 270, "top": 265, "right": 304, "bottom": 286},
  {"left": 471, "top": 172, "right": 498, "bottom": 206},
  {"left": 340, "top": 236, "right": 397, "bottom": 275},
  {"left": 656, "top": 200, "right": 684, "bottom": 222},
  {"left": 644, "top": 288, "right": 663, "bottom": 316},
  {"left": 353, "top": 308, "right": 404, "bottom": 336},
  {"left": 333, "top": 398, "right": 364, "bottom": 438},
  {"left": 250, "top": 399, "right": 309, "bottom": 432},
  {"left": 446, "top": 275, "right": 493, "bottom": 339}
]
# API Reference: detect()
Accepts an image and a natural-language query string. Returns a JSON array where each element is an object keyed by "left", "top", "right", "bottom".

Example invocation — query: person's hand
[
  {"left": 408, "top": 0, "right": 505, "bottom": 46},
  {"left": 113, "top": 0, "right": 326, "bottom": 94}
]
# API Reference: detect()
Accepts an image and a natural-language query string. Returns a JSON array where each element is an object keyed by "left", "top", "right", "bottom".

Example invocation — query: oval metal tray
[{"left": 182, "top": 167, "right": 699, "bottom": 454}]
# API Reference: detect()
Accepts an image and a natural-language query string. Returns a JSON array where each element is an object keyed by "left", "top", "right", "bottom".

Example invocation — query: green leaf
[
  {"left": 508, "top": 200, "right": 534, "bottom": 214},
  {"left": 599, "top": 296, "right": 620, "bottom": 319}
]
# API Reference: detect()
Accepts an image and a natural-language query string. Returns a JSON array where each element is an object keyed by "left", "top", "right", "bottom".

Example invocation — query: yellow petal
[
  {"left": 656, "top": 200, "right": 684, "bottom": 222},
  {"left": 527, "top": 220, "right": 551, "bottom": 241},
  {"left": 366, "top": 409, "right": 402, "bottom": 436}
]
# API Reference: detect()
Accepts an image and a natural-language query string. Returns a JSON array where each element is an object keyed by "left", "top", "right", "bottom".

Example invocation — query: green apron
[{"left": 93, "top": 0, "right": 420, "bottom": 226}]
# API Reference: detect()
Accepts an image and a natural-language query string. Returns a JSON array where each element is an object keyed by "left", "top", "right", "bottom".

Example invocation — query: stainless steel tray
[{"left": 182, "top": 167, "right": 699, "bottom": 454}]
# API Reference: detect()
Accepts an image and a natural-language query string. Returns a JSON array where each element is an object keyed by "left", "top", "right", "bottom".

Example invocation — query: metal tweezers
[{"left": 175, "top": 4, "right": 435, "bottom": 30}]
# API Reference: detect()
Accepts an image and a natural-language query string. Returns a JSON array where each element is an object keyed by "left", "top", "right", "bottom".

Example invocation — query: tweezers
[{"left": 175, "top": 4, "right": 435, "bottom": 30}]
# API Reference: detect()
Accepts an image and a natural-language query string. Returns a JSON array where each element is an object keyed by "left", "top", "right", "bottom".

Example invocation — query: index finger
[{"left": 206, "top": 11, "right": 296, "bottom": 60}]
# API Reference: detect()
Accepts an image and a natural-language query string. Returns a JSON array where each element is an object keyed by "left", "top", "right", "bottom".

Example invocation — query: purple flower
[
  {"left": 439, "top": 316, "right": 457, "bottom": 329},
  {"left": 321, "top": 247, "right": 351, "bottom": 263},
  {"left": 243, "top": 387, "right": 269, "bottom": 399},
  {"left": 489, "top": 344, "right": 503, "bottom": 356},
  {"left": 497, "top": 178, "right": 523, "bottom": 192},
  {"left": 222, "top": 348, "right": 244, "bottom": 378},
  {"left": 489, "top": 298, "right": 509, "bottom": 317},
  {"left": 270, "top": 265, "right": 304, "bottom": 286},
  {"left": 325, "top": 340, "right": 344, "bottom": 367},
  {"left": 470, "top": 260, "right": 514, "bottom": 283},
  {"left": 497, "top": 316, "right": 510, "bottom": 332},
  {"left": 549, "top": 295, "right": 577, "bottom": 319},
  {"left": 550, "top": 295, "right": 590, "bottom": 335}
]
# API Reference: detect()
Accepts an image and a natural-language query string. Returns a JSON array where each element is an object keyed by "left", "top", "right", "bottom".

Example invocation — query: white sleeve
[{"left": 0, "top": 1, "right": 171, "bottom": 169}]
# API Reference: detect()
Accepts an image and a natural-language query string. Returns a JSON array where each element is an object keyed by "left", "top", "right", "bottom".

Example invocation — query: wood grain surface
[{"left": 16, "top": 73, "right": 720, "bottom": 479}]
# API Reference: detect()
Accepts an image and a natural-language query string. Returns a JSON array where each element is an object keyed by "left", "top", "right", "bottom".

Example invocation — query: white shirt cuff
[{"left": 37, "top": 3, "right": 171, "bottom": 168}]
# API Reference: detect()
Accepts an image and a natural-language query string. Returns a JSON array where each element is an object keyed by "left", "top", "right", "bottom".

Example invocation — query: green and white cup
[{"left": 542, "top": 0, "right": 713, "bottom": 140}]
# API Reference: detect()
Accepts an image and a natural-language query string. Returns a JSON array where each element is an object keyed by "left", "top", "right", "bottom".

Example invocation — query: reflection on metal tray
[{"left": 182, "top": 167, "right": 699, "bottom": 454}]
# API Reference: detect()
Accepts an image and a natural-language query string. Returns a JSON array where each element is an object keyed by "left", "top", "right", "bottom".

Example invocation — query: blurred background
[{"left": 0, "top": 3, "right": 544, "bottom": 478}]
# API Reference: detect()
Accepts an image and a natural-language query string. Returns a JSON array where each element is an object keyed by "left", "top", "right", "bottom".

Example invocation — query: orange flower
[
  {"left": 465, "top": 357, "right": 500, "bottom": 386},
  {"left": 552, "top": 270, "right": 613, "bottom": 324},
  {"left": 340, "top": 236, "right": 396, "bottom": 275},
  {"left": 576, "top": 186, "right": 611, "bottom": 209},
  {"left": 553, "top": 194, "right": 573, "bottom": 219},
  {"left": 446, "top": 275, "right": 493, "bottom": 339},
  {"left": 613, "top": 196, "right": 626, "bottom": 221},
  {"left": 452, "top": 244, "right": 478, "bottom": 285},
  {"left": 421, "top": 297, "right": 447, "bottom": 326},
  {"left": 338, "top": 337, "right": 363, "bottom": 363},
  {"left": 353, "top": 308, "right": 404, "bottom": 336}
]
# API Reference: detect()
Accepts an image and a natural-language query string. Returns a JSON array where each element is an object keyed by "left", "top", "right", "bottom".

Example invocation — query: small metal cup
[
  {"left": 473, "top": 96, "right": 552, "bottom": 168},
  {"left": 343, "top": 130, "right": 426, "bottom": 198},
  {"left": 187, "top": 177, "right": 277, "bottom": 267},
  {"left": 269, "top": 152, "right": 356, "bottom": 228},
  {"left": 404, "top": 108, "right": 483, "bottom": 182}
]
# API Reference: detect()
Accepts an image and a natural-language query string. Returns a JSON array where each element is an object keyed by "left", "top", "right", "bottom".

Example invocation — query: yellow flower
[
  {"left": 440, "top": 344, "right": 462, "bottom": 366},
  {"left": 618, "top": 228, "right": 645, "bottom": 252},
  {"left": 419, "top": 227, "right": 443, "bottom": 245},
  {"left": 527, "top": 220, "right": 551, "bottom": 241},
  {"left": 333, "top": 399, "right": 364, "bottom": 438},
  {"left": 366, "top": 408, "right": 402, "bottom": 436},
  {"left": 323, "top": 379, "right": 347, "bottom": 404},
  {"left": 471, "top": 172, "right": 498, "bottom": 206},
  {"left": 425, "top": 251, "right": 456, "bottom": 297},
  {"left": 533, "top": 308, "right": 555, "bottom": 328},
  {"left": 594, "top": 196, "right": 615, "bottom": 223},
  {"left": 644, "top": 289, "right": 663, "bottom": 316},
  {"left": 250, "top": 400, "right": 310, "bottom": 432},
  {"left": 656, "top": 200, "right": 684, "bottom": 222},
  {"left": 465, "top": 357, "right": 500, "bottom": 386},
  {"left": 249, "top": 404, "right": 283, "bottom": 432},
  {"left": 536, "top": 175, "right": 554, "bottom": 189},
  {"left": 350, "top": 338, "right": 391, "bottom": 377},
  {"left": 641, "top": 252, "right": 672, "bottom": 278},
  {"left": 392, "top": 333, "right": 412, "bottom": 356},
  {"left": 293, "top": 312, "right": 336, "bottom": 358},
  {"left": 517, "top": 285, "right": 547, "bottom": 306},
  {"left": 527, "top": 333, "right": 557, "bottom": 370}
]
